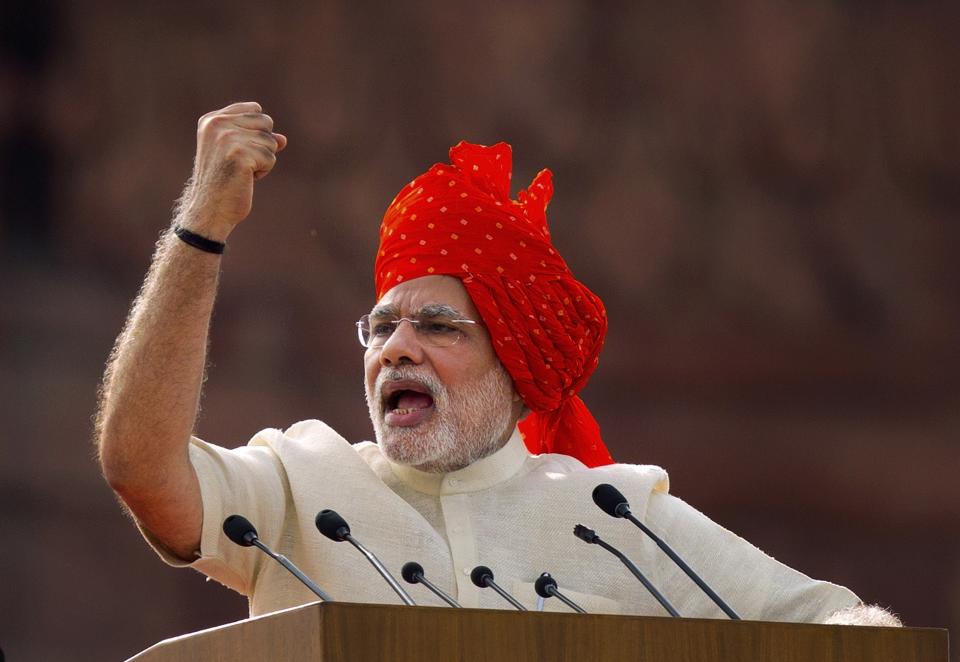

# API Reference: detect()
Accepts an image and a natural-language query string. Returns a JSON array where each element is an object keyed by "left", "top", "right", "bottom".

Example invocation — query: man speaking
[{"left": 96, "top": 102, "right": 895, "bottom": 624}]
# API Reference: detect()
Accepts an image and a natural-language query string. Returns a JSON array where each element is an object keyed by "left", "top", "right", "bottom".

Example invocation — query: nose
[{"left": 378, "top": 319, "right": 425, "bottom": 367}]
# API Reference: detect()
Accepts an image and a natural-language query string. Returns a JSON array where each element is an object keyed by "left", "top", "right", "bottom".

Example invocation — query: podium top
[{"left": 128, "top": 601, "right": 949, "bottom": 662}]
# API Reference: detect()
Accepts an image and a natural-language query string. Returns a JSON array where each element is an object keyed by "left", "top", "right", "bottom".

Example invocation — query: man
[{"left": 96, "top": 102, "right": 896, "bottom": 624}]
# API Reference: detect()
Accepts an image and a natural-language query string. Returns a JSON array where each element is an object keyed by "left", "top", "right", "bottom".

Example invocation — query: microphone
[
  {"left": 592, "top": 484, "right": 740, "bottom": 619},
  {"left": 470, "top": 565, "right": 527, "bottom": 611},
  {"left": 401, "top": 561, "right": 461, "bottom": 607},
  {"left": 574, "top": 524, "right": 679, "bottom": 617},
  {"left": 314, "top": 509, "right": 416, "bottom": 606},
  {"left": 534, "top": 573, "right": 587, "bottom": 613},
  {"left": 222, "top": 515, "right": 333, "bottom": 602}
]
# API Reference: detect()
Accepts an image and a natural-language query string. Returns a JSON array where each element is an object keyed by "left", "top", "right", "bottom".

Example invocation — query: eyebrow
[{"left": 368, "top": 302, "right": 468, "bottom": 319}]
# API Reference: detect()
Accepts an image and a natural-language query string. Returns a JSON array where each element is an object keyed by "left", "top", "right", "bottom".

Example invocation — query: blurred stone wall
[{"left": 0, "top": 1, "right": 957, "bottom": 659}]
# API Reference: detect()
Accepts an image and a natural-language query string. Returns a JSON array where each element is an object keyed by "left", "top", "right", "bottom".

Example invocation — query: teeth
[{"left": 391, "top": 407, "right": 423, "bottom": 416}]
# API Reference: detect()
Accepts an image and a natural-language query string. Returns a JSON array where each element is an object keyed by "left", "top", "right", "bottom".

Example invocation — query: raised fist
[{"left": 178, "top": 102, "right": 288, "bottom": 240}]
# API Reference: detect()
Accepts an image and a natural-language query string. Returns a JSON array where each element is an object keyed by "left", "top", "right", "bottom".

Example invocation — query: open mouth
[{"left": 381, "top": 380, "right": 436, "bottom": 427}]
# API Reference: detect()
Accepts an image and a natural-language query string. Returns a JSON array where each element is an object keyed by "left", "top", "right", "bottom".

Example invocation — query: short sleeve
[{"left": 138, "top": 431, "right": 289, "bottom": 596}]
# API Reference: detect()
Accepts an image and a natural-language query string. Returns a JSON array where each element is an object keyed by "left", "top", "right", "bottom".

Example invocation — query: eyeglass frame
[{"left": 356, "top": 313, "right": 481, "bottom": 349}]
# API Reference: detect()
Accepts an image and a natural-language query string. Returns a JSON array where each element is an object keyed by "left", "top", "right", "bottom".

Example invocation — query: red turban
[{"left": 375, "top": 141, "right": 613, "bottom": 467}]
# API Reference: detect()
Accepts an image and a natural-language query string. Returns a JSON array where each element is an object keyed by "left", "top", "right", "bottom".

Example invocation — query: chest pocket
[{"left": 512, "top": 579, "right": 622, "bottom": 615}]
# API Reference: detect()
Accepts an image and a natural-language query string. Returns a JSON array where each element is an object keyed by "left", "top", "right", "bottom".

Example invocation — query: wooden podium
[{"left": 128, "top": 601, "right": 949, "bottom": 661}]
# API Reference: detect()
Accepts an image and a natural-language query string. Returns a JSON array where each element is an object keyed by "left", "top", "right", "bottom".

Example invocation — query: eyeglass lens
[{"left": 358, "top": 315, "right": 470, "bottom": 348}]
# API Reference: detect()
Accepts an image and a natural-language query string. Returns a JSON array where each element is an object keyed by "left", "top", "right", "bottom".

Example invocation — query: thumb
[{"left": 273, "top": 132, "right": 289, "bottom": 152}]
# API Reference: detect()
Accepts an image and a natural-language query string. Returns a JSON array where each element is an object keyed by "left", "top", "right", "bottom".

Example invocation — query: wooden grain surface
[{"left": 128, "top": 602, "right": 949, "bottom": 661}]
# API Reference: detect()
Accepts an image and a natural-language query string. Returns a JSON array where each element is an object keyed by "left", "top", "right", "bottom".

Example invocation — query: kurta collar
[{"left": 387, "top": 427, "right": 529, "bottom": 495}]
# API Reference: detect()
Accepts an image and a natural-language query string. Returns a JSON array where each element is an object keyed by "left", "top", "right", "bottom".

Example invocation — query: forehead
[{"left": 371, "top": 275, "right": 479, "bottom": 318}]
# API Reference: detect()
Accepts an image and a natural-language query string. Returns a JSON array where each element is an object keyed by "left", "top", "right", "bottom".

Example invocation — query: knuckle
[
  {"left": 259, "top": 130, "right": 278, "bottom": 147},
  {"left": 215, "top": 130, "right": 236, "bottom": 147},
  {"left": 243, "top": 112, "right": 273, "bottom": 130},
  {"left": 209, "top": 114, "right": 231, "bottom": 127},
  {"left": 225, "top": 141, "right": 247, "bottom": 158},
  {"left": 199, "top": 114, "right": 228, "bottom": 136},
  {"left": 256, "top": 145, "right": 277, "bottom": 163}
]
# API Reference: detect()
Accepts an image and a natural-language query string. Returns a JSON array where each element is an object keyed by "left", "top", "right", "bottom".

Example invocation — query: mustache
[{"left": 375, "top": 366, "right": 446, "bottom": 401}]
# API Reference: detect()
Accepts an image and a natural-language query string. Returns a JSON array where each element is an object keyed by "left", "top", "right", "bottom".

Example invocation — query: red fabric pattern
[{"left": 375, "top": 141, "right": 613, "bottom": 467}]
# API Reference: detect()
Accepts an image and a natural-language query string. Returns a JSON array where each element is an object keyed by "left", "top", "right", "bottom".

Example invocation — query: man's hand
[
  {"left": 178, "top": 101, "right": 288, "bottom": 241},
  {"left": 824, "top": 603, "right": 902, "bottom": 626}
]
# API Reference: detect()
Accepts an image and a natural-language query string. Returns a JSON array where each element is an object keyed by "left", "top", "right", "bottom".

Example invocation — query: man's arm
[{"left": 95, "top": 102, "right": 286, "bottom": 560}]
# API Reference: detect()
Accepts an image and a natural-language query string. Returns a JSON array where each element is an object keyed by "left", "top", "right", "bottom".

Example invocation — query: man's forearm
[
  {"left": 97, "top": 222, "right": 220, "bottom": 483},
  {"left": 95, "top": 220, "right": 221, "bottom": 554}
]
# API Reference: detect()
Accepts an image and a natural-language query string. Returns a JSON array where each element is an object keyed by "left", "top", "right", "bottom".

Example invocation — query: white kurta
[{"left": 145, "top": 420, "right": 858, "bottom": 621}]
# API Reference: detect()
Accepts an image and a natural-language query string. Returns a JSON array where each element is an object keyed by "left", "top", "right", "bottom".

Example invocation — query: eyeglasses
[{"left": 356, "top": 314, "right": 480, "bottom": 348}]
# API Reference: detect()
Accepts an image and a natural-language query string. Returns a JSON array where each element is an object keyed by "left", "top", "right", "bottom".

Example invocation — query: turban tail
[{"left": 375, "top": 141, "right": 613, "bottom": 467}]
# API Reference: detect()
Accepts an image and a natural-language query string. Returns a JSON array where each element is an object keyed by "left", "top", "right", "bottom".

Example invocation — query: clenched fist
[{"left": 177, "top": 102, "right": 288, "bottom": 241}]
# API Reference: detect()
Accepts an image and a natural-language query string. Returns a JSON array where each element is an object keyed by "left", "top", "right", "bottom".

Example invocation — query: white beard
[{"left": 365, "top": 362, "right": 515, "bottom": 473}]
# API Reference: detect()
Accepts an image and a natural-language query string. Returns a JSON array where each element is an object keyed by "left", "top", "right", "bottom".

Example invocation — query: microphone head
[
  {"left": 593, "top": 483, "right": 630, "bottom": 518},
  {"left": 222, "top": 514, "right": 258, "bottom": 547},
  {"left": 534, "top": 572, "right": 558, "bottom": 598},
  {"left": 573, "top": 524, "right": 599, "bottom": 544},
  {"left": 401, "top": 561, "right": 424, "bottom": 584},
  {"left": 315, "top": 509, "right": 351, "bottom": 541},
  {"left": 470, "top": 565, "right": 493, "bottom": 588}
]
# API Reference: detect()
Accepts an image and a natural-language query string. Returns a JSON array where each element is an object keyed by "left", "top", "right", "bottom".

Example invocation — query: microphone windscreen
[
  {"left": 223, "top": 514, "right": 258, "bottom": 546},
  {"left": 315, "top": 509, "right": 351, "bottom": 541},
  {"left": 534, "top": 572, "right": 557, "bottom": 598},
  {"left": 401, "top": 561, "right": 424, "bottom": 584},
  {"left": 593, "top": 483, "right": 629, "bottom": 518},
  {"left": 573, "top": 524, "right": 599, "bottom": 544},
  {"left": 470, "top": 565, "right": 493, "bottom": 588}
]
